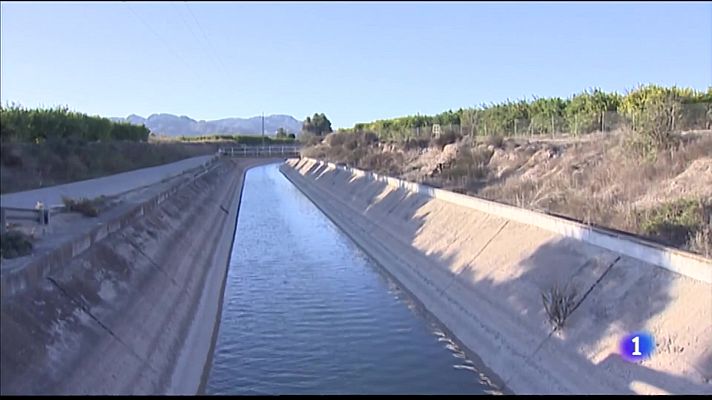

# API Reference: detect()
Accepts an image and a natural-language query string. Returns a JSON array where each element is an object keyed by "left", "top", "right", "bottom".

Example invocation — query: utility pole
[{"left": 261, "top": 112, "right": 265, "bottom": 146}]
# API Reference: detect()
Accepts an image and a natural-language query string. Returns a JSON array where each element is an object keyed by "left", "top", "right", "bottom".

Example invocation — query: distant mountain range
[{"left": 109, "top": 113, "right": 303, "bottom": 137}]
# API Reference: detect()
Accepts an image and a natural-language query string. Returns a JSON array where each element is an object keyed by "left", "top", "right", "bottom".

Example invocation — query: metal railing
[
  {"left": 1, "top": 206, "right": 52, "bottom": 234},
  {"left": 218, "top": 145, "right": 301, "bottom": 158}
]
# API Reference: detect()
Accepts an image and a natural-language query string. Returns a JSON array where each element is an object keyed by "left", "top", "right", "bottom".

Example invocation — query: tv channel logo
[{"left": 620, "top": 331, "right": 655, "bottom": 362}]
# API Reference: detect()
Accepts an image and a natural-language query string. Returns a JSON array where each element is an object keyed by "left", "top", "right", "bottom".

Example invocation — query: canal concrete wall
[
  {"left": 280, "top": 157, "right": 712, "bottom": 395},
  {"left": 0, "top": 155, "right": 217, "bottom": 209},
  {"left": 1, "top": 158, "right": 278, "bottom": 395}
]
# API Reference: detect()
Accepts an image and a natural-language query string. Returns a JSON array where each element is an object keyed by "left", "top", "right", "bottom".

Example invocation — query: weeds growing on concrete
[
  {"left": 0, "top": 230, "right": 33, "bottom": 259},
  {"left": 62, "top": 196, "right": 104, "bottom": 218},
  {"left": 541, "top": 284, "right": 578, "bottom": 331}
]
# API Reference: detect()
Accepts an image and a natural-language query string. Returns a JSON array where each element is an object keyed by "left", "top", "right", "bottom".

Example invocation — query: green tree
[
  {"left": 565, "top": 89, "right": 621, "bottom": 134},
  {"left": 276, "top": 127, "right": 288, "bottom": 138},
  {"left": 302, "top": 113, "right": 333, "bottom": 136},
  {"left": 0, "top": 105, "right": 149, "bottom": 143}
]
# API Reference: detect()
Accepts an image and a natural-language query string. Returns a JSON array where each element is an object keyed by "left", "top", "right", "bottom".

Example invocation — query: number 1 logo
[
  {"left": 631, "top": 336, "right": 642, "bottom": 356},
  {"left": 620, "top": 332, "right": 654, "bottom": 362}
]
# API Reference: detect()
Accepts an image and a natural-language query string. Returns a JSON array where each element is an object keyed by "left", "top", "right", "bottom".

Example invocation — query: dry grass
[
  {"left": 0, "top": 230, "right": 33, "bottom": 259},
  {"left": 474, "top": 131, "right": 712, "bottom": 253},
  {"left": 302, "top": 131, "right": 403, "bottom": 175},
  {"left": 688, "top": 225, "right": 712, "bottom": 257},
  {"left": 542, "top": 283, "right": 578, "bottom": 331},
  {"left": 62, "top": 196, "right": 106, "bottom": 218},
  {"left": 303, "top": 128, "right": 712, "bottom": 255},
  {"left": 482, "top": 134, "right": 505, "bottom": 149}
]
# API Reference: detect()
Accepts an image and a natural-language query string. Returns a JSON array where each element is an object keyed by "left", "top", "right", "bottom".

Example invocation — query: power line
[
  {"left": 123, "top": 2, "right": 202, "bottom": 82},
  {"left": 184, "top": 2, "right": 230, "bottom": 76},
  {"left": 171, "top": 2, "right": 223, "bottom": 78}
]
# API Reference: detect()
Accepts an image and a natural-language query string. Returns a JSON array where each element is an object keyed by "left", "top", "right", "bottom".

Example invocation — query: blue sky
[{"left": 1, "top": 1, "right": 710, "bottom": 128}]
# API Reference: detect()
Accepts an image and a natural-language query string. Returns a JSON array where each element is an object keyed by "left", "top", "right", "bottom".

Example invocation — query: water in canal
[{"left": 205, "top": 164, "right": 499, "bottom": 395}]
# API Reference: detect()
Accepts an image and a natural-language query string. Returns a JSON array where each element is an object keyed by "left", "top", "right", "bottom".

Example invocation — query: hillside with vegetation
[
  {"left": 344, "top": 85, "right": 711, "bottom": 140},
  {"left": 0, "top": 106, "right": 217, "bottom": 193},
  {"left": 301, "top": 85, "right": 712, "bottom": 256}
]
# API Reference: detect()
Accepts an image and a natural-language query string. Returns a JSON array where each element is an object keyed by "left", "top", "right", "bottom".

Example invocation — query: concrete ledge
[
  {"left": 300, "top": 157, "right": 712, "bottom": 283},
  {"left": 0, "top": 157, "right": 221, "bottom": 299}
]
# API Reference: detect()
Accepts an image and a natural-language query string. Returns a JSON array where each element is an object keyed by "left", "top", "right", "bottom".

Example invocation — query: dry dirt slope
[{"left": 304, "top": 130, "right": 712, "bottom": 256}]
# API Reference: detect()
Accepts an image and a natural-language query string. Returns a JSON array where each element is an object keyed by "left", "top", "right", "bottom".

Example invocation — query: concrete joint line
[
  {"left": 45, "top": 276, "right": 161, "bottom": 377},
  {"left": 472, "top": 219, "right": 510, "bottom": 266},
  {"left": 120, "top": 232, "right": 180, "bottom": 288},
  {"left": 568, "top": 256, "right": 621, "bottom": 318}
]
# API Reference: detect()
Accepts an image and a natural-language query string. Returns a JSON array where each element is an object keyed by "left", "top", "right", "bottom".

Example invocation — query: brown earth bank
[
  {"left": 0, "top": 158, "right": 278, "bottom": 395},
  {"left": 302, "top": 130, "right": 712, "bottom": 256}
]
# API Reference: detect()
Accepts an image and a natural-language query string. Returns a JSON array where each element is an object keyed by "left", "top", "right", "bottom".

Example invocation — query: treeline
[
  {"left": 350, "top": 85, "right": 712, "bottom": 140},
  {"left": 178, "top": 134, "right": 297, "bottom": 144},
  {"left": 0, "top": 105, "right": 150, "bottom": 143}
]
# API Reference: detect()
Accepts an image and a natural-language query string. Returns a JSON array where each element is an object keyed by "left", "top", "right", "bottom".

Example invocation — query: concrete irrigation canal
[
  {"left": 1, "top": 156, "right": 711, "bottom": 395},
  {"left": 205, "top": 164, "right": 499, "bottom": 395}
]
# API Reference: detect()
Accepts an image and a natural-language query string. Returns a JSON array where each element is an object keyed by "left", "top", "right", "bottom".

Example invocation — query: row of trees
[
  {"left": 275, "top": 127, "right": 296, "bottom": 139},
  {"left": 348, "top": 85, "right": 712, "bottom": 140},
  {"left": 178, "top": 134, "right": 296, "bottom": 144},
  {"left": 1, "top": 105, "right": 151, "bottom": 143}
]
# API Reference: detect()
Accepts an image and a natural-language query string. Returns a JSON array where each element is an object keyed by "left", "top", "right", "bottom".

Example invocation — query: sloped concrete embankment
[
  {"left": 0, "top": 158, "right": 276, "bottom": 395},
  {"left": 280, "top": 157, "right": 712, "bottom": 395}
]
